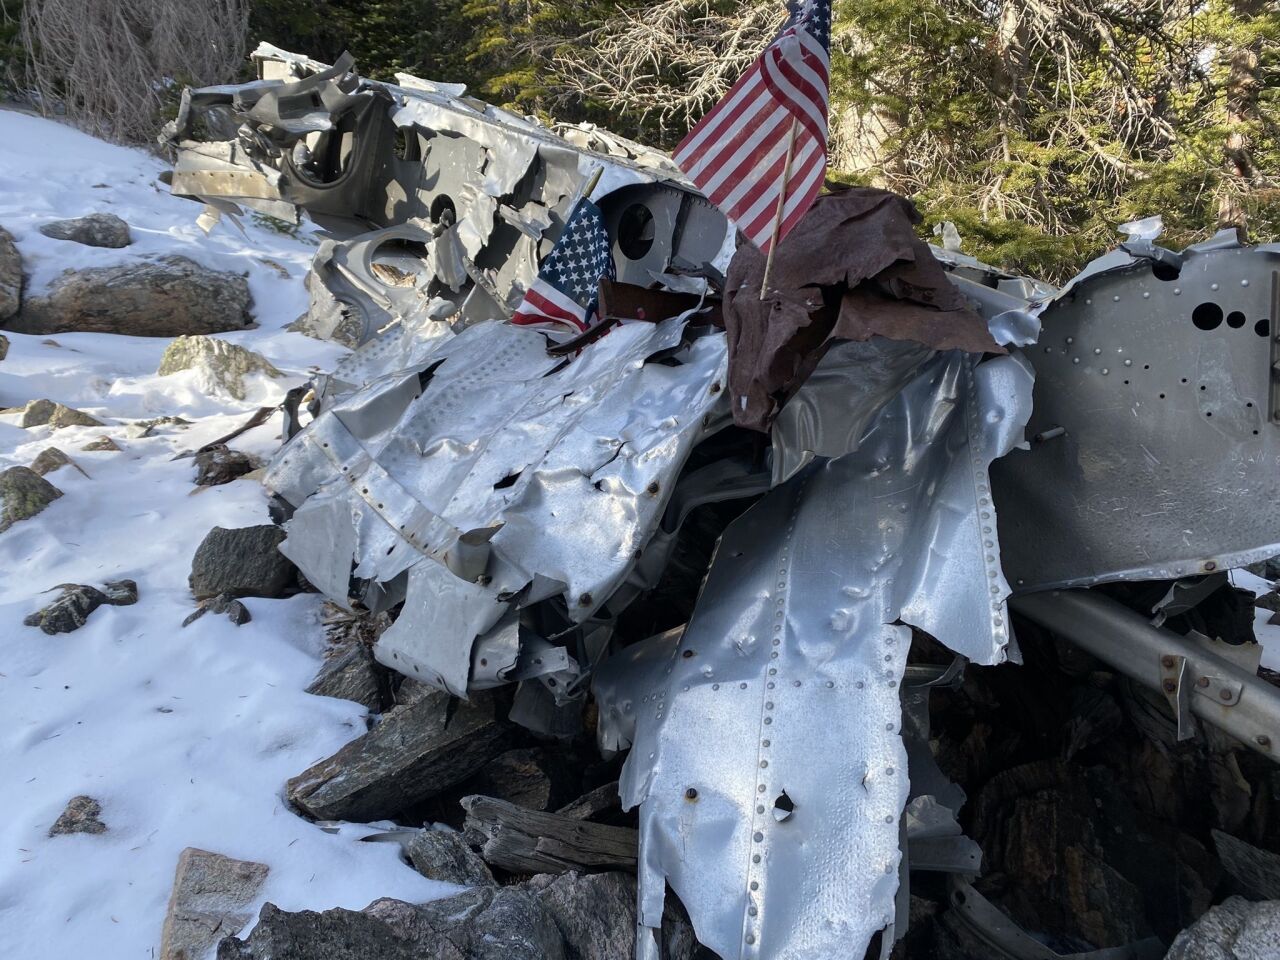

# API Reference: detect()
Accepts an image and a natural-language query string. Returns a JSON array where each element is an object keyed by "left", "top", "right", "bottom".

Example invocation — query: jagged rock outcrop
[{"left": 10, "top": 256, "right": 252, "bottom": 337}]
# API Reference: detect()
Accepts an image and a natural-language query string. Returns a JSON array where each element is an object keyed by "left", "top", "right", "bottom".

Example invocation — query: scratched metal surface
[
  {"left": 266, "top": 314, "right": 728, "bottom": 696},
  {"left": 595, "top": 350, "right": 1034, "bottom": 960},
  {"left": 992, "top": 236, "right": 1280, "bottom": 592}
]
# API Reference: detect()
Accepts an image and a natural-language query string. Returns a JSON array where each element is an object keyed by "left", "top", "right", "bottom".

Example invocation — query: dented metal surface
[
  {"left": 167, "top": 44, "right": 730, "bottom": 342},
  {"left": 594, "top": 350, "right": 1033, "bottom": 960},
  {"left": 167, "top": 46, "right": 1280, "bottom": 960}
]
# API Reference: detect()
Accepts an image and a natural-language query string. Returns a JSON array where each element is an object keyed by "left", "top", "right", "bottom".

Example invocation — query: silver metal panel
[
  {"left": 266, "top": 313, "right": 730, "bottom": 696},
  {"left": 992, "top": 239, "right": 1280, "bottom": 592},
  {"left": 597, "top": 351, "right": 1033, "bottom": 960}
]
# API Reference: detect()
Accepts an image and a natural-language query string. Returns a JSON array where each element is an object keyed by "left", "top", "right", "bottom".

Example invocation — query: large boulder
[
  {"left": 1164, "top": 896, "right": 1280, "bottom": 960},
  {"left": 219, "top": 887, "right": 566, "bottom": 960},
  {"left": 0, "top": 466, "right": 63, "bottom": 534},
  {"left": 286, "top": 687, "right": 511, "bottom": 822},
  {"left": 217, "top": 873, "right": 701, "bottom": 960},
  {"left": 38, "top": 213, "right": 132, "bottom": 249},
  {"left": 189, "top": 525, "right": 295, "bottom": 600},
  {"left": 9, "top": 256, "right": 252, "bottom": 337},
  {"left": 0, "top": 226, "right": 20, "bottom": 320},
  {"left": 158, "top": 336, "right": 281, "bottom": 401},
  {"left": 160, "top": 848, "right": 269, "bottom": 960}
]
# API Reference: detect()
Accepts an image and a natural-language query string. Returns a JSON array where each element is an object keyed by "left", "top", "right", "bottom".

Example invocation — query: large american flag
[
  {"left": 673, "top": 0, "right": 831, "bottom": 253},
  {"left": 511, "top": 197, "right": 616, "bottom": 334}
]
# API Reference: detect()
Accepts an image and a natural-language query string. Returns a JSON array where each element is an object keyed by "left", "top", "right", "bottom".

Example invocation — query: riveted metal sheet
[
  {"left": 992, "top": 239, "right": 1280, "bottom": 592},
  {"left": 266, "top": 313, "right": 729, "bottom": 696},
  {"left": 597, "top": 350, "right": 1033, "bottom": 960}
]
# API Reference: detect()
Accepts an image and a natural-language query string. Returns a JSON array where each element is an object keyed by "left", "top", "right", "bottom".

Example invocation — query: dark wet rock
[
  {"left": 0, "top": 466, "right": 63, "bottom": 534},
  {"left": 182, "top": 592, "right": 252, "bottom": 628},
  {"left": 81, "top": 435, "right": 121, "bottom": 452},
  {"left": 30, "top": 447, "right": 87, "bottom": 478},
  {"left": 161, "top": 848, "right": 269, "bottom": 960},
  {"left": 405, "top": 829, "right": 495, "bottom": 887},
  {"left": 17, "top": 398, "right": 103, "bottom": 429},
  {"left": 1164, "top": 896, "right": 1280, "bottom": 960},
  {"left": 10, "top": 256, "right": 252, "bottom": 337},
  {"left": 306, "top": 643, "right": 382, "bottom": 711},
  {"left": 0, "top": 225, "right": 21, "bottom": 320},
  {"left": 189, "top": 525, "right": 295, "bottom": 600},
  {"left": 24, "top": 579, "right": 137, "bottom": 634},
  {"left": 286, "top": 687, "right": 511, "bottom": 822},
  {"left": 1213, "top": 829, "right": 1280, "bottom": 901},
  {"left": 194, "top": 444, "right": 261, "bottom": 486},
  {"left": 39, "top": 213, "right": 132, "bottom": 249},
  {"left": 49, "top": 795, "right": 107, "bottom": 836},
  {"left": 466, "top": 747, "right": 561, "bottom": 812}
]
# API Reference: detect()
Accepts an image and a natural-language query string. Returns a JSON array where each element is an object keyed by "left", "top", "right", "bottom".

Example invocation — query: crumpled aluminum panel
[
  {"left": 265, "top": 314, "right": 728, "bottom": 696},
  {"left": 992, "top": 235, "right": 1280, "bottom": 592},
  {"left": 595, "top": 350, "right": 1033, "bottom": 960}
]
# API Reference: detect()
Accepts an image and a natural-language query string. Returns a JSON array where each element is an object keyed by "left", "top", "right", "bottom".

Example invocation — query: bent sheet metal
[{"left": 595, "top": 348, "right": 1034, "bottom": 959}]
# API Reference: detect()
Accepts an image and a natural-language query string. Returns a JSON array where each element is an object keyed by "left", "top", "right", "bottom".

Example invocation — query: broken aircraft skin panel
[
  {"left": 594, "top": 348, "right": 1034, "bottom": 960},
  {"left": 165, "top": 44, "right": 732, "bottom": 342}
]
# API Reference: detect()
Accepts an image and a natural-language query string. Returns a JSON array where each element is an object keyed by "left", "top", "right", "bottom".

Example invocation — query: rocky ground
[{"left": 2, "top": 105, "right": 1279, "bottom": 960}]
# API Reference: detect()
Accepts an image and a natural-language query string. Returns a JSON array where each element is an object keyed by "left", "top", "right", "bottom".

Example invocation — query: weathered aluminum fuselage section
[{"left": 165, "top": 44, "right": 730, "bottom": 343}]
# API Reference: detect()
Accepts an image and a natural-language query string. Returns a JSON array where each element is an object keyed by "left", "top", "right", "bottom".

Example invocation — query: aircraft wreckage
[{"left": 167, "top": 45, "right": 1280, "bottom": 960}]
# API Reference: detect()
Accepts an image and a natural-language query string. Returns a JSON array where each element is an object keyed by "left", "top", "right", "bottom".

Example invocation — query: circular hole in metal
[
  {"left": 1257, "top": 318, "right": 1272, "bottom": 337},
  {"left": 1151, "top": 261, "right": 1180, "bottom": 282},
  {"left": 1192, "top": 302, "right": 1224, "bottom": 330},
  {"left": 1227, "top": 310, "right": 1247, "bottom": 329},
  {"left": 617, "top": 203, "right": 656, "bottom": 261}
]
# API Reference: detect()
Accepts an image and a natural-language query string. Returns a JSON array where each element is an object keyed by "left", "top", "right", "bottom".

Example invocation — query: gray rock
[
  {"left": 38, "top": 213, "right": 132, "bottom": 249},
  {"left": 182, "top": 592, "right": 253, "bottom": 628},
  {"left": 30, "top": 447, "right": 88, "bottom": 478},
  {"left": 48, "top": 795, "right": 107, "bottom": 836},
  {"left": 0, "top": 466, "right": 63, "bottom": 534},
  {"left": 11, "top": 256, "right": 252, "bottom": 337},
  {"left": 218, "top": 886, "right": 566, "bottom": 960},
  {"left": 0, "top": 226, "right": 21, "bottom": 320},
  {"left": 189, "top": 525, "right": 295, "bottom": 600},
  {"left": 1213, "top": 829, "right": 1280, "bottom": 901},
  {"left": 306, "top": 643, "right": 382, "bottom": 710},
  {"left": 466, "top": 748, "right": 559, "bottom": 811},
  {"left": 158, "top": 336, "right": 281, "bottom": 401},
  {"left": 81, "top": 435, "right": 121, "bottom": 452},
  {"left": 161, "top": 848, "right": 269, "bottom": 960},
  {"left": 18, "top": 398, "right": 103, "bottom": 429},
  {"left": 287, "top": 687, "right": 511, "bottom": 822},
  {"left": 0, "top": 333, "right": 8, "bottom": 361},
  {"left": 24, "top": 579, "right": 137, "bottom": 634},
  {"left": 1164, "top": 896, "right": 1280, "bottom": 960},
  {"left": 194, "top": 444, "right": 261, "bottom": 487},
  {"left": 527, "top": 872, "right": 700, "bottom": 960},
  {"left": 406, "top": 829, "right": 495, "bottom": 887}
]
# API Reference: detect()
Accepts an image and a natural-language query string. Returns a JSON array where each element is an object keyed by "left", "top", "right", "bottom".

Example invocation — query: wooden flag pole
[{"left": 759, "top": 118, "right": 799, "bottom": 301}]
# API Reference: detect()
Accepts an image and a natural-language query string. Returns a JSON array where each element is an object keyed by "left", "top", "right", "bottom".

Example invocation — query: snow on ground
[{"left": 0, "top": 109, "right": 455, "bottom": 959}]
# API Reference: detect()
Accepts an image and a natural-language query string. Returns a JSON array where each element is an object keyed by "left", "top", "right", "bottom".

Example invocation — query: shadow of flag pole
[{"left": 759, "top": 117, "right": 799, "bottom": 301}]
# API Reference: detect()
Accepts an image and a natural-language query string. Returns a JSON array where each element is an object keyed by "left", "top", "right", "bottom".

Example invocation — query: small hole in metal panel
[
  {"left": 1257, "top": 318, "right": 1271, "bottom": 337},
  {"left": 1227, "top": 310, "right": 1246, "bottom": 328}
]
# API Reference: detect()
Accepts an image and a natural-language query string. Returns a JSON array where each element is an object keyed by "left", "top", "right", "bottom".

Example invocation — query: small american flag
[
  {"left": 511, "top": 197, "right": 616, "bottom": 333},
  {"left": 673, "top": 0, "right": 831, "bottom": 253}
]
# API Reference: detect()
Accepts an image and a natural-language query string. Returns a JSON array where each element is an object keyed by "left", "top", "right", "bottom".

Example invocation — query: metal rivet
[
  {"left": 685, "top": 787, "right": 698, "bottom": 800},
  {"left": 1220, "top": 689, "right": 1232, "bottom": 701}
]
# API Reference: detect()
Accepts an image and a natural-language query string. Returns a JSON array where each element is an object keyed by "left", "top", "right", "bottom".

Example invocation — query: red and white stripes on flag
[{"left": 673, "top": 0, "right": 832, "bottom": 253}]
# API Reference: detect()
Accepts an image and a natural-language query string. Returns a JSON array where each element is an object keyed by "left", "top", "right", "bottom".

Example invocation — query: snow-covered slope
[{"left": 0, "top": 109, "right": 451, "bottom": 959}]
